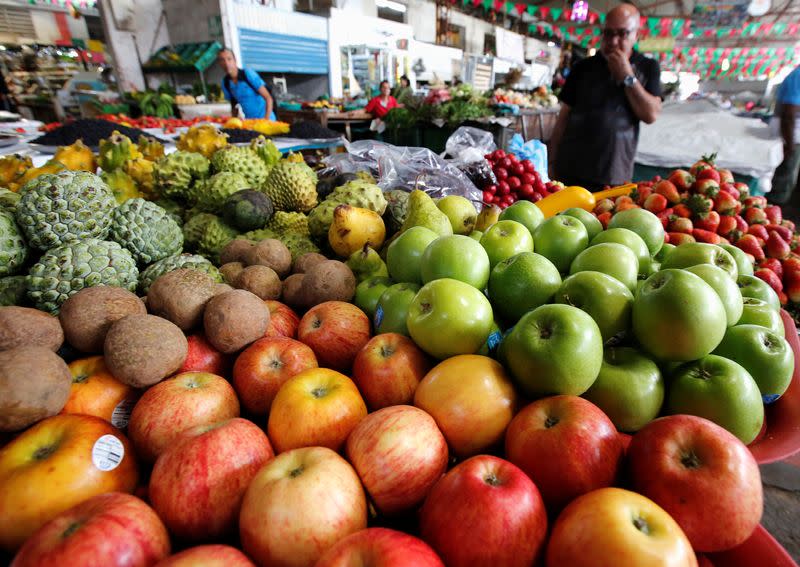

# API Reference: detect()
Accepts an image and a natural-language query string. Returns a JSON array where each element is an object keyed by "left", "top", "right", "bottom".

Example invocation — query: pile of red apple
[
  {"left": 596, "top": 154, "right": 800, "bottom": 306},
  {"left": 480, "top": 149, "right": 564, "bottom": 208}
]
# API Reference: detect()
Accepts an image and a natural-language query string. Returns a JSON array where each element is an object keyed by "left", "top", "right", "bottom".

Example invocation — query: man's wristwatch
[{"left": 623, "top": 74, "right": 638, "bottom": 88}]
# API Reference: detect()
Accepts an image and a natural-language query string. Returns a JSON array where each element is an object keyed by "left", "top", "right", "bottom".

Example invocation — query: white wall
[
  {"left": 336, "top": 0, "right": 378, "bottom": 18},
  {"left": 406, "top": 0, "right": 493, "bottom": 55}
]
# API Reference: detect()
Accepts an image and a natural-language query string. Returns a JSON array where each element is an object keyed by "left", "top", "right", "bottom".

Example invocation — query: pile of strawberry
[
  {"left": 595, "top": 154, "right": 800, "bottom": 306},
  {"left": 481, "top": 150, "right": 564, "bottom": 209}
]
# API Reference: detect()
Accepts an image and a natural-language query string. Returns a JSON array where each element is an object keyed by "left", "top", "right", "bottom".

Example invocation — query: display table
[{"left": 276, "top": 109, "right": 372, "bottom": 140}]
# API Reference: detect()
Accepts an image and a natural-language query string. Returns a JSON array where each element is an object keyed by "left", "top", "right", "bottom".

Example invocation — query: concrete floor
[{"left": 761, "top": 455, "right": 800, "bottom": 561}]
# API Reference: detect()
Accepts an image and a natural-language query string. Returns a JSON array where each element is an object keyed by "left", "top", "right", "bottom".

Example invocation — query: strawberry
[
  {"left": 744, "top": 207, "right": 768, "bottom": 225},
  {"left": 692, "top": 229, "right": 721, "bottom": 244},
  {"left": 718, "top": 168, "right": 734, "bottom": 184},
  {"left": 743, "top": 196, "right": 767, "bottom": 209},
  {"left": 782, "top": 257, "right": 800, "bottom": 275},
  {"left": 696, "top": 168, "right": 721, "bottom": 183},
  {"left": 734, "top": 215, "right": 748, "bottom": 233},
  {"left": 672, "top": 203, "right": 692, "bottom": 218},
  {"left": 766, "top": 224, "right": 792, "bottom": 241},
  {"left": 685, "top": 194, "right": 713, "bottom": 216},
  {"left": 734, "top": 182, "right": 750, "bottom": 199},
  {"left": 667, "top": 170, "right": 694, "bottom": 192},
  {"left": 713, "top": 191, "right": 739, "bottom": 216},
  {"left": 654, "top": 180, "right": 681, "bottom": 204},
  {"left": 718, "top": 236, "right": 730, "bottom": 245},
  {"left": 717, "top": 215, "right": 737, "bottom": 237},
  {"left": 593, "top": 198, "right": 615, "bottom": 215},
  {"left": 735, "top": 234, "right": 765, "bottom": 261},
  {"left": 747, "top": 224, "right": 769, "bottom": 241},
  {"left": 596, "top": 211, "right": 612, "bottom": 229},
  {"left": 632, "top": 186, "right": 652, "bottom": 206},
  {"left": 692, "top": 179, "right": 720, "bottom": 197},
  {"left": 781, "top": 219, "right": 796, "bottom": 233},
  {"left": 616, "top": 202, "right": 640, "bottom": 212},
  {"left": 766, "top": 231, "right": 791, "bottom": 260},
  {"left": 644, "top": 193, "right": 668, "bottom": 214},
  {"left": 690, "top": 153, "right": 717, "bottom": 176},
  {"left": 694, "top": 211, "right": 720, "bottom": 233},
  {"left": 668, "top": 217, "right": 694, "bottom": 234},
  {"left": 721, "top": 183, "right": 740, "bottom": 200},
  {"left": 755, "top": 237, "right": 766, "bottom": 248},
  {"left": 779, "top": 291, "right": 789, "bottom": 306},
  {"left": 656, "top": 208, "right": 673, "bottom": 229},
  {"left": 755, "top": 268, "right": 783, "bottom": 294},
  {"left": 668, "top": 232, "right": 696, "bottom": 245},
  {"left": 759, "top": 258, "right": 783, "bottom": 280},
  {"left": 784, "top": 269, "right": 800, "bottom": 303},
  {"left": 764, "top": 205, "right": 782, "bottom": 225},
  {"left": 615, "top": 195, "right": 634, "bottom": 208}
]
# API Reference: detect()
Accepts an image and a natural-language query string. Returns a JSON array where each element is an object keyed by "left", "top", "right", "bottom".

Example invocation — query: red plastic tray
[{"left": 706, "top": 524, "right": 797, "bottom": 567}]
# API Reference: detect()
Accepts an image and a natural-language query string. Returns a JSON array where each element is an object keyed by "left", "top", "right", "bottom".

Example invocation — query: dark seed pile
[
  {"left": 286, "top": 121, "right": 341, "bottom": 140},
  {"left": 220, "top": 128, "right": 263, "bottom": 143},
  {"left": 31, "top": 119, "right": 167, "bottom": 147}
]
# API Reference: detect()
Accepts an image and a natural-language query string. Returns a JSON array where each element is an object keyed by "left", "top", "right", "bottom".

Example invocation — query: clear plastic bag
[{"left": 444, "top": 126, "right": 497, "bottom": 164}]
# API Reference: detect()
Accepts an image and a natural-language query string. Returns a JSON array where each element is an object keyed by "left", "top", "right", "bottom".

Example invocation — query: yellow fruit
[
  {"left": 0, "top": 154, "right": 32, "bottom": 190},
  {"left": 125, "top": 158, "right": 156, "bottom": 199},
  {"left": 176, "top": 125, "right": 228, "bottom": 159},
  {"left": 475, "top": 204, "right": 502, "bottom": 232},
  {"left": 53, "top": 140, "right": 97, "bottom": 172},
  {"left": 283, "top": 152, "right": 304, "bottom": 164},
  {"left": 328, "top": 204, "right": 385, "bottom": 257},
  {"left": 13, "top": 160, "right": 67, "bottom": 189},
  {"left": 137, "top": 136, "right": 165, "bottom": 162},
  {"left": 224, "top": 117, "right": 244, "bottom": 129}
]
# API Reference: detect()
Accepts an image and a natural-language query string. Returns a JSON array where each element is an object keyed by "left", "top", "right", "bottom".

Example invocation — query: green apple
[
  {"left": 406, "top": 278, "right": 494, "bottom": 359},
  {"left": 738, "top": 297, "right": 784, "bottom": 336},
  {"left": 719, "top": 243, "right": 754, "bottom": 277},
  {"left": 355, "top": 276, "right": 393, "bottom": 318},
  {"left": 437, "top": 195, "right": 478, "bottom": 235},
  {"left": 607, "top": 207, "right": 665, "bottom": 256},
  {"left": 532, "top": 215, "right": 589, "bottom": 273},
  {"left": 386, "top": 226, "right": 439, "bottom": 284},
  {"left": 654, "top": 242, "right": 675, "bottom": 263},
  {"left": 582, "top": 347, "right": 664, "bottom": 432},
  {"left": 667, "top": 355, "right": 764, "bottom": 444},
  {"left": 685, "top": 264, "right": 744, "bottom": 326},
  {"left": 374, "top": 282, "right": 420, "bottom": 336},
  {"left": 661, "top": 242, "right": 738, "bottom": 280},
  {"left": 590, "top": 228, "right": 651, "bottom": 277},
  {"left": 479, "top": 220, "right": 534, "bottom": 269},
  {"left": 560, "top": 208, "right": 604, "bottom": 241},
  {"left": 420, "top": 235, "right": 490, "bottom": 290},
  {"left": 633, "top": 269, "right": 727, "bottom": 361},
  {"left": 737, "top": 274, "right": 781, "bottom": 310},
  {"left": 499, "top": 303, "right": 603, "bottom": 397},
  {"left": 554, "top": 271, "right": 634, "bottom": 343},
  {"left": 713, "top": 324, "right": 794, "bottom": 404},
  {"left": 498, "top": 200, "right": 544, "bottom": 234},
  {"left": 488, "top": 252, "right": 562, "bottom": 324},
  {"left": 468, "top": 230, "right": 483, "bottom": 241},
  {"left": 569, "top": 243, "right": 639, "bottom": 292}
]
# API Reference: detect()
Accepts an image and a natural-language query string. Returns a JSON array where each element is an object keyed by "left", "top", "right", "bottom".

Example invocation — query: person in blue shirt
[
  {"left": 771, "top": 65, "right": 800, "bottom": 204},
  {"left": 218, "top": 48, "right": 275, "bottom": 120}
]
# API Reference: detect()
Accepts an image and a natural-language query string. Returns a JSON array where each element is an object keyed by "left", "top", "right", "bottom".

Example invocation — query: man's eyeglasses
[{"left": 602, "top": 28, "right": 635, "bottom": 40}]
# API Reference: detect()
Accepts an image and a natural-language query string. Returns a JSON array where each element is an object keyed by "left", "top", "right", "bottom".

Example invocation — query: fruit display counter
[{"left": 0, "top": 128, "right": 799, "bottom": 566}]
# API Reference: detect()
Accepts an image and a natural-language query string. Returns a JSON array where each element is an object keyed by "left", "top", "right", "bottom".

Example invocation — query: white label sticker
[
  {"left": 111, "top": 399, "right": 136, "bottom": 429},
  {"left": 92, "top": 435, "right": 124, "bottom": 472}
]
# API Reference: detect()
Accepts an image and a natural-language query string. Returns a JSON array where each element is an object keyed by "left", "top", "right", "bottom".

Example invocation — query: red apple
[
  {"left": 177, "top": 334, "right": 229, "bottom": 376},
  {"left": 315, "top": 528, "right": 444, "bottom": 567},
  {"left": 628, "top": 415, "right": 763, "bottom": 552},
  {"left": 154, "top": 545, "right": 255, "bottom": 566},
  {"left": 11, "top": 492, "right": 169, "bottom": 567},
  {"left": 545, "top": 488, "right": 697, "bottom": 567},
  {"left": 297, "top": 301, "right": 371, "bottom": 372},
  {"left": 0, "top": 415, "right": 139, "bottom": 551},
  {"left": 149, "top": 418, "right": 273, "bottom": 541},
  {"left": 505, "top": 395, "right": 623, "bottom": 511},
  {"left": 264, "top": 300, "right": 300, "bottom": 339},
  {"left": 345, "top": 405, "right": 448, "bottom": 515},
  {"left": 239, "top": 446, "right": 367, "bottom": 567},
  {"left": 351, "top": 333, "right": 432, "bottom": 410},
  {"left": 232, "top": 337, "right": 318, "bottom": 415},
  {"left": 128, "top": 372, "right": 240, "bottom": 463},
  {"left": 419, "top": 455, "right": 547, "bottom": 567}
]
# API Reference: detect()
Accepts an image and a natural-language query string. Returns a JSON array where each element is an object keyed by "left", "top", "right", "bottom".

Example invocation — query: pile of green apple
[{"left": 361, "top": 198, "right": 794, "bottom": 445}]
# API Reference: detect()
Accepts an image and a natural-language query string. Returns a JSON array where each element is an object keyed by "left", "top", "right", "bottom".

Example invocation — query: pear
[
  {"left": 346, "top": 244, "right": 390, "bottom": 282},
  {"left": 329, "top": 204, "right": 386, "bottom": 257},
  {"left": 437, "top": 195, "right": 478, "bottom": 235},
  {"left": 475, "top": 204, "right": 502, "bottom": 232},
  {"left": 400, "top": 190, "right": 453, "bottom": 237}
]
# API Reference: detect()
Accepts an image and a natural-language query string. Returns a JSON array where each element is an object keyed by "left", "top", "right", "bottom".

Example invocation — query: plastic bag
[
  {"left": 444, "top": 126, "right": 497, "bottom": 164},
  {"left": 508, "top": 134, "right": 550, "bottom": 182}
]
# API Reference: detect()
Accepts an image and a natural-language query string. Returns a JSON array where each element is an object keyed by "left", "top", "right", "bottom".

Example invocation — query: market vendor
[
  {"left": 770, "top": 65, "right": 800, "bottom": 205},
  {"left": 365, "top": 81, "right": 400, "bottom": 120},
  {"left": 218, "top": 48, "right": 275, "bottom": 120},
  {"left": 549, "top": 3, "right": 662, "bottom": 190},
  {"left": 392, "top": 75, "right": 414, "bottom": 106}
]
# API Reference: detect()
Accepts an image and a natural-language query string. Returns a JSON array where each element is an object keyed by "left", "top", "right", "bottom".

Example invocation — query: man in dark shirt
[{"left": 549, "top": 3, "right": 662, "bottom": 190}]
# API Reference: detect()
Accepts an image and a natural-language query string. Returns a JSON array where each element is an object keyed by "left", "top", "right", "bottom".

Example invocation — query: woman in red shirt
[{"left": 364, "top": 81, "right": 400, "bottom": 119}]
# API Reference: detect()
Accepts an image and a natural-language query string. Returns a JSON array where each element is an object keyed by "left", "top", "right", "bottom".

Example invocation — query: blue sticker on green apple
[
  {"left": 374, "top": 305, "right": 384, "bottom": 329},
  {"left": 762, "top": 394, "right": 780, "bottom": 404}
]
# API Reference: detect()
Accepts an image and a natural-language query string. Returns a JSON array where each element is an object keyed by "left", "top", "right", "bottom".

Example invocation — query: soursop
[
  {"left": 15, "top": 171, "right": 116, "bottom": 251},
  {"left": 262, "top": 161, "right": 318, "bottom": 213},
  {"left": 139, "top": 253, "right": 222, "bottom": 294},
  {"left": 27, "top": 239, "right": 139, "bottom": 314},
  {"left": 328, "top": 180, "right": 387, "bottom": 215},
  {"left": 265, "top": 211, "right": 309, "bottom": 237},
  {"left": 210, "top": 146, "right": 269, "bottom": 188},
  {"left": 188, "top": 171, "right": 250, "bottom": 212},
  {"left": 250, "top": 136, "right": 281, "bottom": 173},
  {"left": 0, "top": 209, "right": 27, "bottom": 277},
  {"left": 154, "top": 151, "right": 210, "bottom": 201},
  {"left": 0, "top": 275, "right": 27, "bottom": 306},
  {"left": 197, "top": 217, "right": 240, "bottom": 263},
  {"left": 109, "top": 199, "right": 183, "bottom": 264},
  {"left": 222, "top": 190, "right": 274, "bottom": 231},
  {"left": 182, "top": 213, "right": 218, "bottom": 249}
]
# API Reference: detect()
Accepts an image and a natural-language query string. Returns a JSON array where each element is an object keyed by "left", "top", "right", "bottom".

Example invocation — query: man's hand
[{"left": 606, "top": 50, "right": 634, "bottom": 83}]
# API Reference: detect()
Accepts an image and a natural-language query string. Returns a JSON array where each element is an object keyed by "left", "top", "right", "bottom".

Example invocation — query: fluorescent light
[
  {"left": 721, "top": 58, "right": 730, "bottom": 71},
  {"left": 589, "top": 48, "right": 596, "bottom": 56},
  {"left": 376, "top": 0, "right": 406, "bottom": 12},
  {"left": 547, "top": 41, "right": 555, "bottom": 47}
]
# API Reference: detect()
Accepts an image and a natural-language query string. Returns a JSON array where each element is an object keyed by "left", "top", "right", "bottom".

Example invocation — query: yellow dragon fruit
[
  {"left": 176, "top": 125, "right": 228, "bottom": 159},
  {"left": 138, "top": 135, "right": 165, "bottom": 161},
  {"left": 13, "top": 160, "right": 66, "bottom": 190},
  {"left": 99, "top": 131, "right": 143, "bottom": 172},
  {"left": 53, "top": 140, "right": 97, "bottom": 172},
  {"left": 102, "top": 169, "right": 142, "bottom": 204},
  {"left": 125, "top": 157, "right": 156, "bottom": 199},
  {"left": 0, "top": 154, "right": 32, "bottom": 191}
]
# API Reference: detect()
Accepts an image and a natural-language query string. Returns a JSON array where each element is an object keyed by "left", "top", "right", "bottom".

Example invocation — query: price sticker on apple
[
  {"left": 111, "top": 398, "right": 136, "bottom": 429},
  {"left": 92, "top": 434, "right": 125, "bottom": 472}
]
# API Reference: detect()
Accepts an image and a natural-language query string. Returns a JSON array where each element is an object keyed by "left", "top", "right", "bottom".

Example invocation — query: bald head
[{"left": 601, "top": 3, "right": 640, "bottom": 57}]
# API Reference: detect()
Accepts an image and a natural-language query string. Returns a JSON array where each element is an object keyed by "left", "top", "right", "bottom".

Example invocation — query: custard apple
[
  {"left": 0, "top": 275, "right": 27, "bottom": 306},
  {"left": 384, "top": 189, "right": 410, "bottom": 232},
  {"left": 223, "top": 189, "right": 274, "bottom": 231},
  {"left": 281, "top": 233, "right": 321, "bottom": 261},
  {"left": 210, "top": 146, "right": 269, "bottom": 188},
  {"left": 27, "top": 239, "right": 139, "bottom": 314},
  {"left": 154, "top": 151, "right": 210, "bottom": 201},
  {"left": 0, "top": 209, "right": 27, "bottom": 277},
  {"left": 183, "top": 212, "right": 218, "bottom": 249},
  {"left": 262, "top": 161, "right": 318, "bottom": 213},
  {"left": 153, "top": 198, "right": 185, "bottom": 226},
  {"left": 265, "top": 211, "right": 309, "bottom": 237},
  {"left": 110, "top": 199, "right": 183, "bottom": 264},
  {"left": 197, "top": 217, "right": 240, "bottom": 263},
  {"left": 328, "top": 180, "right": 387, "bottom": 214},
  {"left": 188, "top": 171, "right": 250, "bottom": 212},
  {"left": 0, "top": 188, "right": 21, "bottom": 214},
  {"left": 240, "top": 228, "right": 278, "bottom": 242},
  {"left": 15, "top": 171, "right": 116, "bottom": 251},
  {"left": 138, "top": 253, "right": 222, "bottom": 294},
  {"left": 308, "top": 199, "right": 340, "bottom": 240}
]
